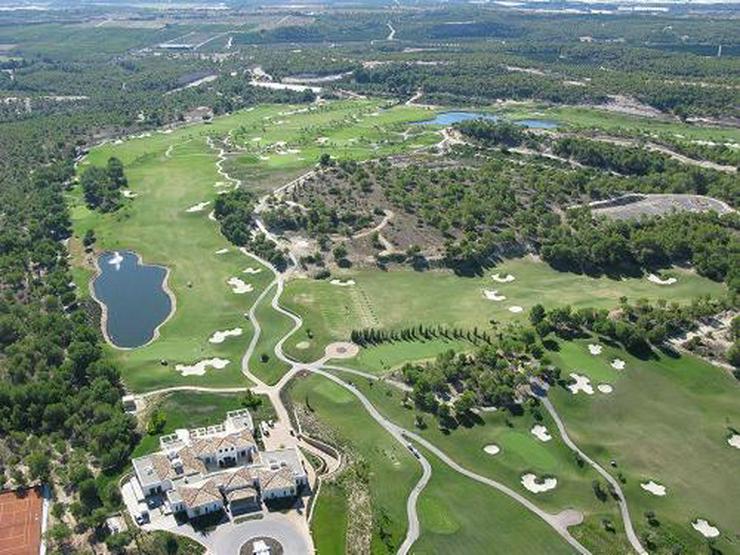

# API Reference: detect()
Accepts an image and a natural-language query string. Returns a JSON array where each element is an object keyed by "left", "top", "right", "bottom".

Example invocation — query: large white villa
[{"left": 130, "top": 409, "right": 308, "bottom": 520}]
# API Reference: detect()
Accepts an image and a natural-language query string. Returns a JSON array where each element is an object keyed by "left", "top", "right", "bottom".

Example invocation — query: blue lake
[
  {"left": 93, "top": 251, "right": 172, "bottom": 349},
  {"left": 416, "top": 111, "right": 558, "bottom": 128}
]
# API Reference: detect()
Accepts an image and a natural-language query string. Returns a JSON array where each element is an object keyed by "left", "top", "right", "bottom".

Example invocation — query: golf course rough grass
[
  {"left": 282, "top": 259, "right": 725, "bottom": 363},
  {"left": 549, "top": 339, "right": 740, "bottom": 555},
  {"left": 69, "top": 99, "right": 437, "bottom": 393}
]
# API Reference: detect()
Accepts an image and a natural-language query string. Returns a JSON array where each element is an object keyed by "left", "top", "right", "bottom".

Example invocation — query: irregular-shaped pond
[
  {"left": 415, "top": 111, "right": 558, "bottom": 128},
  {"left": 93, "top": 251, "right": 173, "bottom": 349}
]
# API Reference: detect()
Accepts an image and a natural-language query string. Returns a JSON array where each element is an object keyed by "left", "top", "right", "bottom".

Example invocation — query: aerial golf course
[{"left": 69, "top": 97, "right": 739, "bottom": 554}]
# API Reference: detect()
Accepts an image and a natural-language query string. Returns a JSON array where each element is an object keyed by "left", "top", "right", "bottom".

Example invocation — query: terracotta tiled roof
[
  {"left": 259, "top": 467, "right": 295, "bottom": 491},
  {"left": 178, "top": 480, "right": 221, "bottom": 508},
  {"left": 150, "top": 454, "right": 175, "bottom": 481},
  {"left": 178, "top": 447, "right": 207, "bottom": 476},
  {"left": 226, "top": 486, "right": 258, "bottom": 503},
  {"left": 212, "top": 467, "right": 257, "bottom": 491},
  {"left": 189, "top": 430, "right": 255, "bottom": 457}
]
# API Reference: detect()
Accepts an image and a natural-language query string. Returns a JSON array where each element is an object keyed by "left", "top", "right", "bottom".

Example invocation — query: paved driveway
[{"left": 209, "top": 513, "right": 312, "bottom": 554}]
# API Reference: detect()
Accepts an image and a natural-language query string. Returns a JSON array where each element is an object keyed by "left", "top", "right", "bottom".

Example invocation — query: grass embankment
[
  {"left": 69, "top": 99, "right": 437, "bottom": 393},
  {"left": 283, "top": 258, "right": 725, "bottom": 362},
  {"left": 289, "top": 373, "right": 419, "bottom": 554},
  {"left": 548, "top": 338, "right": 740, "bottom": 555}
]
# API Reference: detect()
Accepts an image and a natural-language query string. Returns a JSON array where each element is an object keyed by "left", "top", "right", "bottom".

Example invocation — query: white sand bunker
[
  {"left": 209, "top": 328, "right": 243, "bottom": 344},
  {"left": 647, "top": 273, "right": 677, "bottom": 285},
  {"left": 588, "top": 344, "right": 603, "bottom": 355},
  {"left": 692, "top": 519, "right": 720, "bottom": 538},
  {"left": 251, "top": 137, "right": 262, "bottom": 142},
  {"left": 492, "top": 273, "right": 516, "bottom": 283},
  {"left": 728, "top": 434, "right": 740, "bottom": 449},
  {"left": 121, "top": 189, "right": 138, "bottom": 198},
  {"left": 295, "top": 341, "right": 311, "bottom": 350},
  {"left": 330, "top": 279, "right": 355, "bottom": 287},
  {"left": 611, "top": 359, "right": 626, "bottom": 370},
  {"left": 508, "top": 306, "right": 524, "bottom": 313},
  {"left": 483, "top": 289, "right": 506, "bottom": 301},
  {"left": 531, "top": 424, "right": 552, "bottom": 442},
  {"left": 521, "top": 473, "right": 557, "bottom": 493},
  {"left": 640, "top": 480, "right": 667, "bottom": 496},
  {"left": 175, "top": 358, "right": 230, "bottom": 377},
  {"left": 483, "top": 444, "right": 501, "bottom": 455},
  {"left": 227, "top": 277, "right": 253, "bottom": 294},
  {"left": 242, "top": 267, "right": 262, "bottom": 274},
  {"left": 186, "top": 201, "right": 210, "bottom": 213},
  {"left": 568, "top": 373, "right": 594, "bottom": 395},
  {"left": 215, "top": 248, "right": 229, "bottom": 255},
  {"left": 597, "top": 384, "right": 613, "bottom": 394}
]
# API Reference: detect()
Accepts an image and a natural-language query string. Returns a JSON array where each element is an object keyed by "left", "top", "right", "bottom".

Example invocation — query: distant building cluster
[{"left": 130, "top": 409, "right": 307, "bottom": 521}]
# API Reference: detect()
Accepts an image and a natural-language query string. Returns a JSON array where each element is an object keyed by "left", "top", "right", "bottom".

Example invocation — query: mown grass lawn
[
  {"left": 496, "top": 102, "right": 740, "bottom": 143},
  {"left": 248, "top": 283, "right": 294, "bottom": 385},
  {"left": 414, "top": 452, "right": 576, "bottom": 555},
  {"left": 283, "top": 258, "right": 725, "bottom": 363},
  {"left": 548, "top": 339, "right": 740, "bottom": 555}
]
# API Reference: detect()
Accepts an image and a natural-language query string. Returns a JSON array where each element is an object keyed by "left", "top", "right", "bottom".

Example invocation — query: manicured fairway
[
  {"left": 283, "top": 258, "right": 725, "bottom": 362},
  {"left": 248, "top": 283, "right": 294, "bottom": 385},
  {"left": 310, "top": 482, "right": 348, "bottom": 555},
  {"left": 495, "top": 103, "right": 740, "bottom": 143},
  {"left": 549, "top": 339, "right": 740, "bottom": 555},
  {"left": 289, "top": 373, "right": 420, "bottom": 553},
  {"left": 339, "top": 338, "right": 475, "bottom": 375},
  {"left": 69, "top": 99, "right": 437, "bottom": 393},
  {"left": 339, "top": 375, "right": 631, "bottom": 553},
  {"left": 414, "top": 453, "right": 576, "bottom": 555}
]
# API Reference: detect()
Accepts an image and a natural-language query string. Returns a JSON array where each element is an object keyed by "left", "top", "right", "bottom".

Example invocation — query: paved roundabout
[{"left": 210, "top": 514, "right": 310, "bottom": 554}]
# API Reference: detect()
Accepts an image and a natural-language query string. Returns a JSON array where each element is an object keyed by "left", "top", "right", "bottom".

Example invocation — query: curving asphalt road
[
  {"left": 540, "top": 396, "right": 647, "bottom": 555},
  {"left": 161, "top": 141, "right": 635, "bottom": 555},
  {"left": 306, "top": 368, "right": 432, "bottom": 555}
]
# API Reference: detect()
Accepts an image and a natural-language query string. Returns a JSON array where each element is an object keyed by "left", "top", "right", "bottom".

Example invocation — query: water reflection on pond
[
  {"left": 93, "top": 251, "right": 173, "bottom": 349},
  {"left": 416, "top": 111, "right": 558, "bottom": 128}
]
